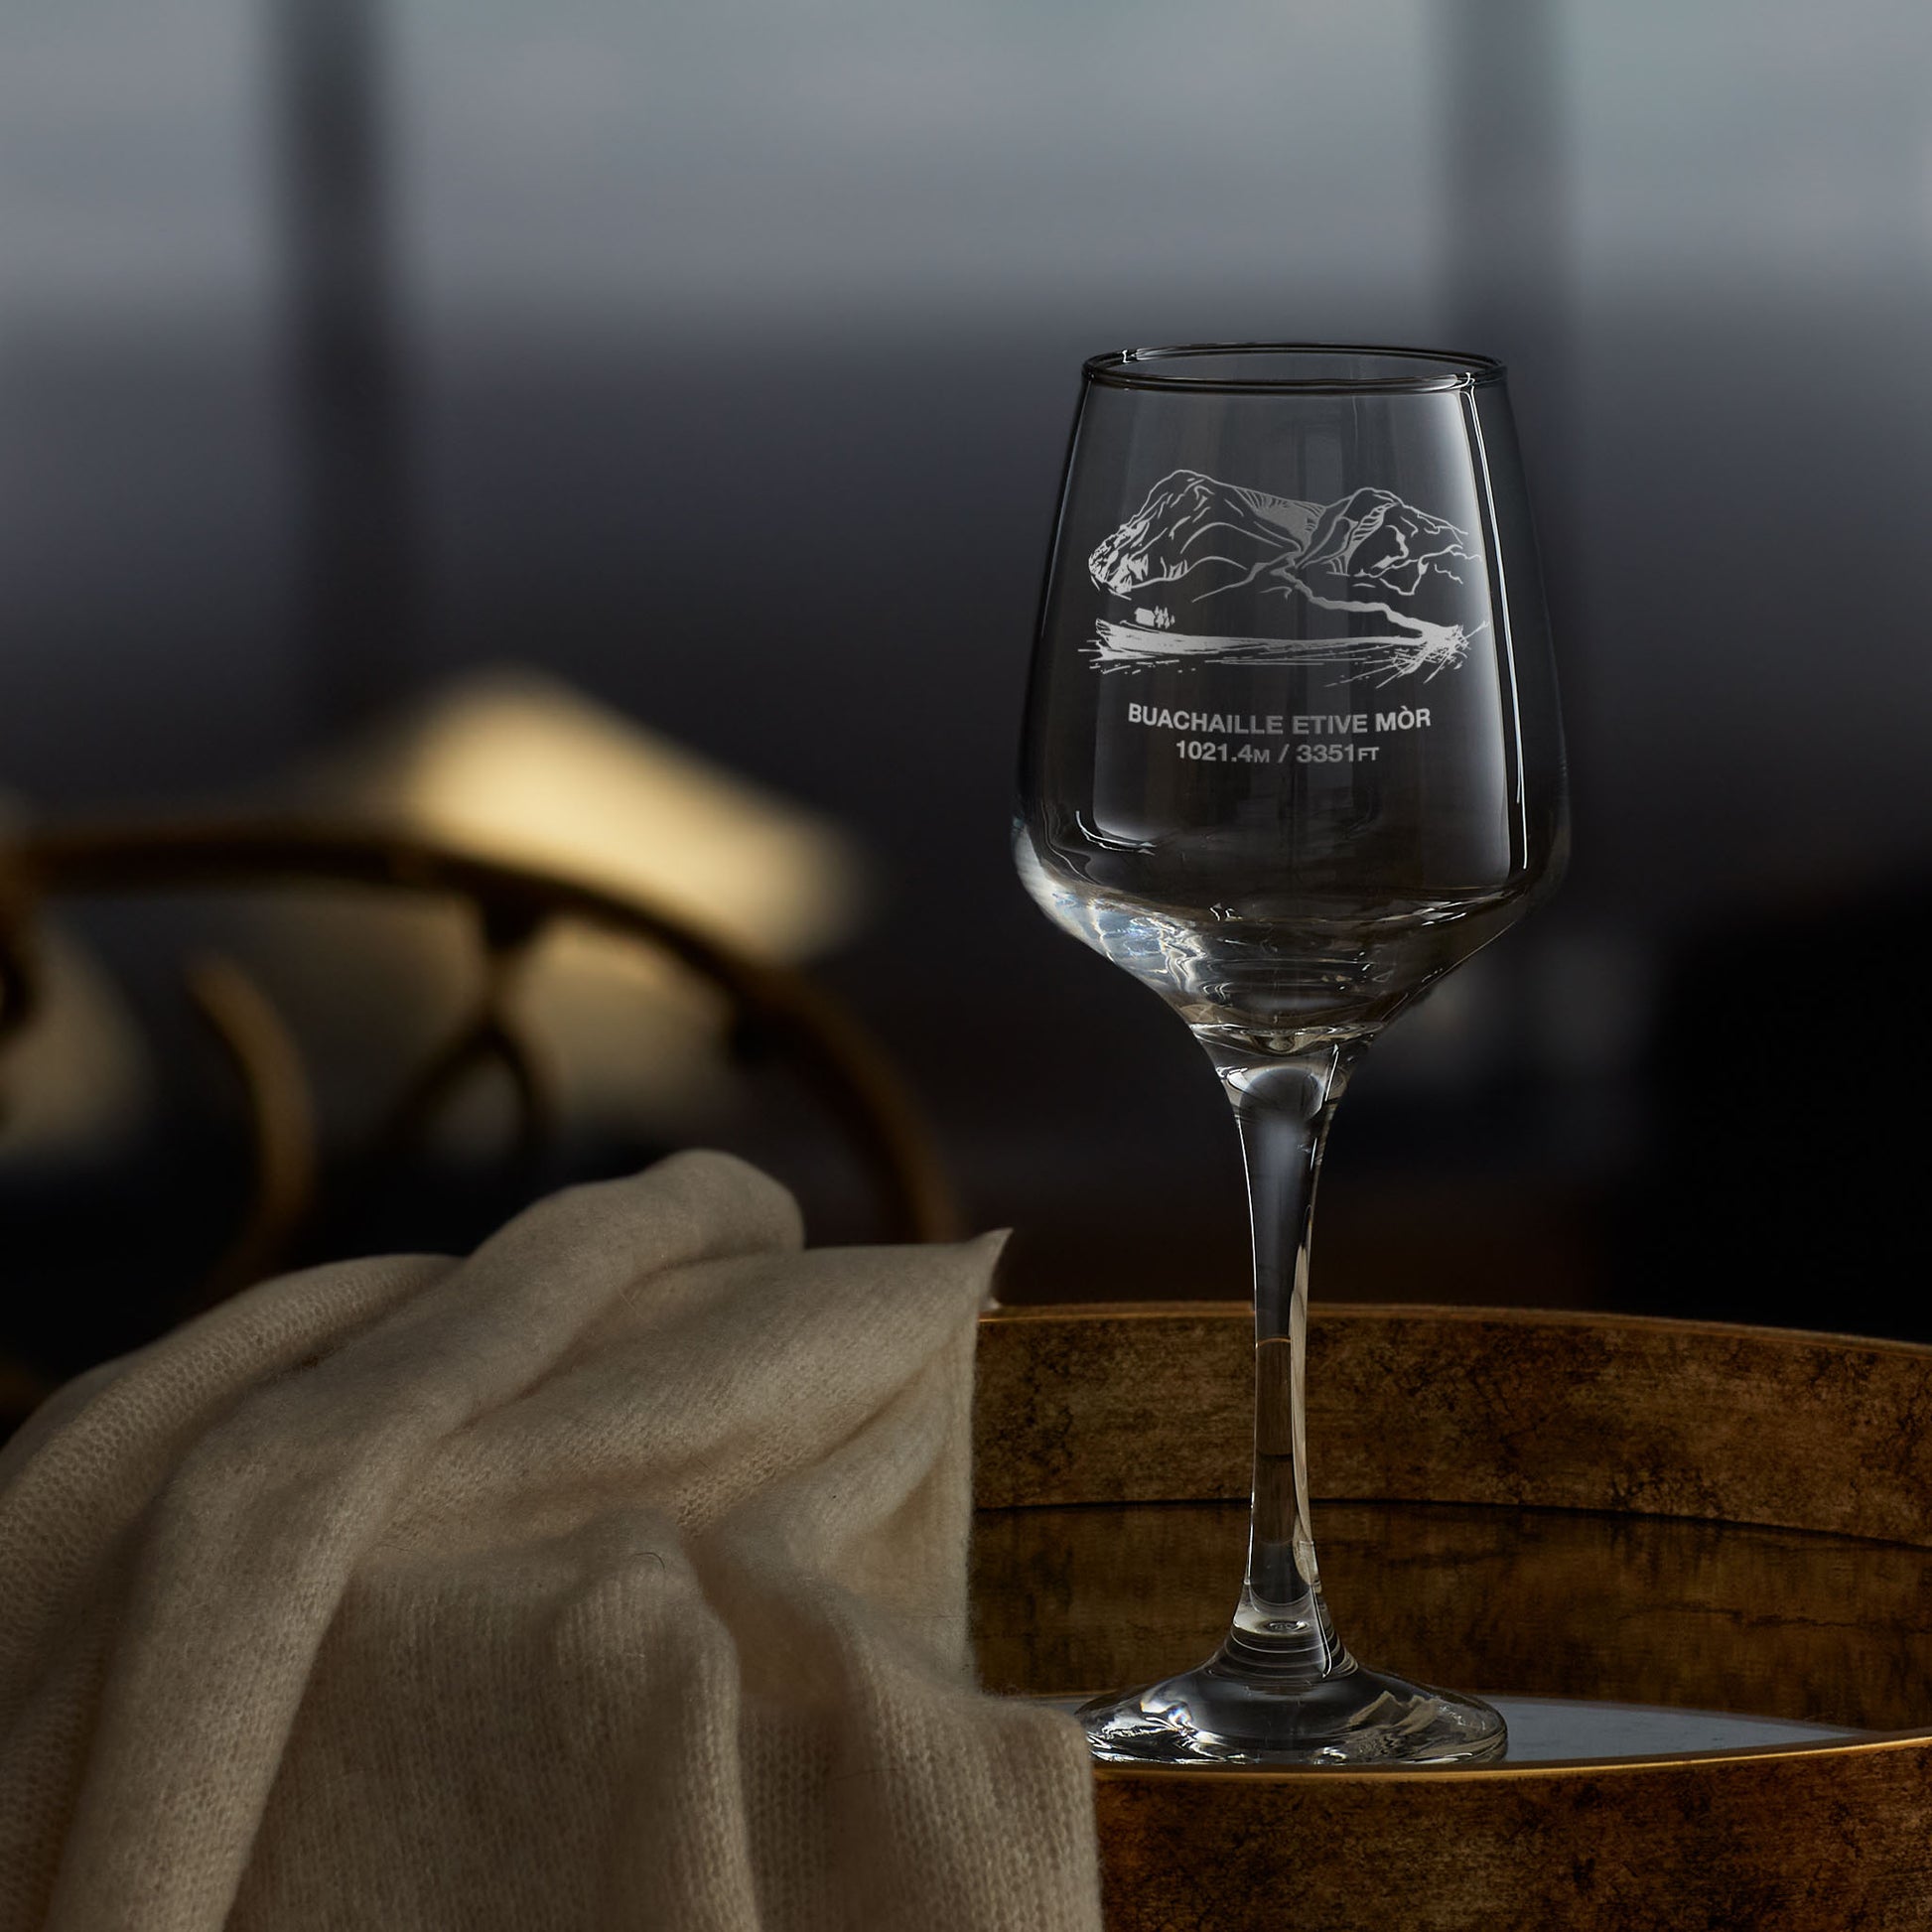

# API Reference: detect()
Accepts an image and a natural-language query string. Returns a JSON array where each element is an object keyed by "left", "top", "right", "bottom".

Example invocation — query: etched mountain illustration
[
  {"left": 1295, "top": 486, "right": 1472, "bottom": 599},
  {"left": 1089, "top": 473, "right": 1324, "bottom": 601},
  {"left": 1085, "top": 469, "right": 1484, "bottom": 684}
]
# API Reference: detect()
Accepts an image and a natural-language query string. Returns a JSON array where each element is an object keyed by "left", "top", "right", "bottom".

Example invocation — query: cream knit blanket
[{"left": 0, "top": 1152, "right": 1101, "bottom": 1930}]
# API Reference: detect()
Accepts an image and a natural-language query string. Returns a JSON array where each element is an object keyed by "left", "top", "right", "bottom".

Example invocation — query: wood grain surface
[
  {"left": 975, "top": 1303, "right": 1932, "bottom": 1544},
  {"left": 972, "top": 1499, "right": 1932, "bottom": 1731},
  {"left": 971, "top": 1305, "right": 1932, "bottom": 1931},
  {"left": 1092, "top": 1739, "right": 1932, "bottom": 1932}
]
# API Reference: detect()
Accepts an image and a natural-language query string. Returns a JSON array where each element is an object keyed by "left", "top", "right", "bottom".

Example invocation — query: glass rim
[{"left": 1082, "top": 342, "right": 1506, "bottom": 396}]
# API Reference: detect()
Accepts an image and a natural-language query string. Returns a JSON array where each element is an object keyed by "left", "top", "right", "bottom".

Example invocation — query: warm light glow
[
  {"left": 0, "top": 931, "right": 152, "bottom": 1163},
  {"left": 296, "top": 671, "right": 867, "bottom": 962}
]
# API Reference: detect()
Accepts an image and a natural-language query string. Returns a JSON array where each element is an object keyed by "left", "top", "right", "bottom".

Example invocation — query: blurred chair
[{"left": 0, "top": 813, "right": 956, "bottom": 1434}]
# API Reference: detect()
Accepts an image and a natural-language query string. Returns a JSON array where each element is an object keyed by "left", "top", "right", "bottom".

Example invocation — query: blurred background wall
[{"left": 4, "top": 0, "right": 1931, "bottom": 1363}]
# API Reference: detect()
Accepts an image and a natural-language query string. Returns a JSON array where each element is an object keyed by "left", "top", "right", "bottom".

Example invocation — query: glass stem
[{"left": 1206, "top": 1036, "right": 1366, "bottom": 1683}]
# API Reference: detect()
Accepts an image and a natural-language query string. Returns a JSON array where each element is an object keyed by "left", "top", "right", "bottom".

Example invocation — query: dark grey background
[{"left": 4, "top": 0, "right": 1930, "bottom": 1340}]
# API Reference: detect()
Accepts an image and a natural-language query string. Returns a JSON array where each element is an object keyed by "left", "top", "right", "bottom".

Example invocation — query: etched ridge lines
[{"left": 1084, "top": 470, "right": 1482, "bottom": 684}]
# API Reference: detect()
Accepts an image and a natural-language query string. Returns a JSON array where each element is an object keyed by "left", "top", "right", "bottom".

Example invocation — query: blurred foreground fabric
[{"left": 0, "top": 1152, "right": 1100, "bottom": 1930}]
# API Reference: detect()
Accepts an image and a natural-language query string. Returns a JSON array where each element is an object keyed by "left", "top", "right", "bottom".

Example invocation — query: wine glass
[{"left": 1014, "top": 344, "right": 1568, "bottom": 1766}]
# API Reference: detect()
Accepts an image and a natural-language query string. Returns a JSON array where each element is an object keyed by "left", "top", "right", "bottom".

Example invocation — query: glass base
[{"left": 1078, "top": 1650, "right": 1508, "bottom": 1767}]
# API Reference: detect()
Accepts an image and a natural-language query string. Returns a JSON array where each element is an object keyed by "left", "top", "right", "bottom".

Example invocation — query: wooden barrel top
[{"left": 971, "top": 1305, "right": 1932, "bottom": 1930}]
